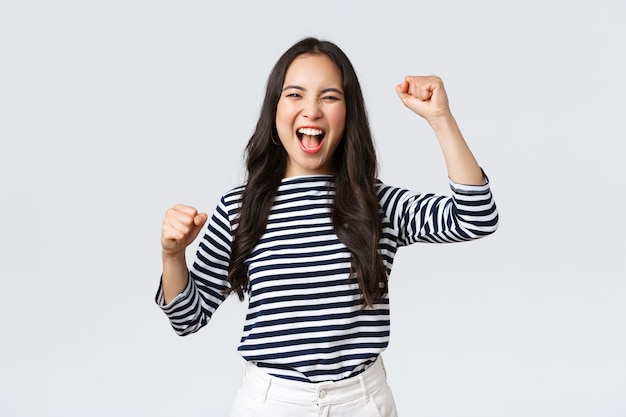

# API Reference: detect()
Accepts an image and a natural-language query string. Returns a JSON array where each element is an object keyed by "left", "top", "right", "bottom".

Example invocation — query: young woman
[{"left": 156, "top": 37, "right": 498, "bottom": 417}]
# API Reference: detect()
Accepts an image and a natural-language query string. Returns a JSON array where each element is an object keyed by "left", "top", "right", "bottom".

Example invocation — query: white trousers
[{"left": 229, "top": 356, "right": 398, "bottom": 417}]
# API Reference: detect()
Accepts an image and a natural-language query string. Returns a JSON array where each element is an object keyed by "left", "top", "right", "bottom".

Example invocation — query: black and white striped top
[{"left": 156, "top": 174, "right": 498, "bottom": 382}]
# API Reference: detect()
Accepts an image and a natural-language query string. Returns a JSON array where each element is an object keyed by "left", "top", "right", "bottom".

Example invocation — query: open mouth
[{"left": 297, "top": 127, "right": 326, "bottom": 152}]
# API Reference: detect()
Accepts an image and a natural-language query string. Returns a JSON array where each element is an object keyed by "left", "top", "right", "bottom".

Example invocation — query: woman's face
[{"left": 275, "top": 53, "right": 346, "bottom": 177}]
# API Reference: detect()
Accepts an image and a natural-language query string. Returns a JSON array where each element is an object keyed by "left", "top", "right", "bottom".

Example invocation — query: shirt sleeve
[
  {"left": 377, "top": 172, "right": 499, "bottom": 246},
  {"left": 154, "top": 195, "right": 234, "bottom": 336}
]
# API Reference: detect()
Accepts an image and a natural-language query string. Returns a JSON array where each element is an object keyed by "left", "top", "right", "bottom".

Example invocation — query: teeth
[{"left": 298, "top": 128, "right": 324, "bottom": 136}]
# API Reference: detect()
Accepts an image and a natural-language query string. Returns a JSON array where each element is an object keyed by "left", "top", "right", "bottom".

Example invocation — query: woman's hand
[
  {"left": 161, "top": 204, "right": 208, "bottom": 257},
  {"left": 395, "top": 75, "right": 452, "bottom": 123}
]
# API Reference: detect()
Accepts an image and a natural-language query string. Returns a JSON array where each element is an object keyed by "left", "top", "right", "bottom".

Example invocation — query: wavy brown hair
[{"left": 224, "top": 37, "right": 388, "bottom": 306}]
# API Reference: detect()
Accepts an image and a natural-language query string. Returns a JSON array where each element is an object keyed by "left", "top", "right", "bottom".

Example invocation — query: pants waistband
[{"left": 242, "top": 357, "right": 388, "bottom": 405}]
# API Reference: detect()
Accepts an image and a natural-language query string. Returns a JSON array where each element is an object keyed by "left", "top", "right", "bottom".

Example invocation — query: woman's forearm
[
  {"left": 429, "top": 114, "right": 486, "bottom": 185},
  {"left": 161, "top": 251, "right": 189, "bottom": 304}
]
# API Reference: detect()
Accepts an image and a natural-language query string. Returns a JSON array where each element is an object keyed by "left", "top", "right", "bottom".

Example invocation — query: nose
[{"left": 302, "top": 99, "right": 322, "bottom": 119}]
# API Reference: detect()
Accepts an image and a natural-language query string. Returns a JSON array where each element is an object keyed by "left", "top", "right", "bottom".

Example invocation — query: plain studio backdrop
[{"left": 1, "top": 1, "right": 624, "bottom": 416}]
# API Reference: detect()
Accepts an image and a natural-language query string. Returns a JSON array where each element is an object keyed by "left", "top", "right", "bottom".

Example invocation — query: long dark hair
[{"left": 224, "top": 37, "right": 388, "bottom": 306}]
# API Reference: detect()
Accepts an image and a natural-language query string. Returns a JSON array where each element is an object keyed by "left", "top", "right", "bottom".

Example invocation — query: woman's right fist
[{"left": 161, "top": 204, "right": 208, "bottom": 255}]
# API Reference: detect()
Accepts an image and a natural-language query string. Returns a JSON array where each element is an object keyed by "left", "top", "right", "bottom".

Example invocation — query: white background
[{"left": 1, "top": 1, "right": 624, "bottom": 416}]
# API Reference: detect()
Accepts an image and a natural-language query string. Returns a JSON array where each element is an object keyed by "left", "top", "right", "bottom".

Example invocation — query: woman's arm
[
  {"left": 160, "top": 204, "right": 208, "bottom": 304},
  {"left": 396, "top": 76, "right": 485, "bottom": 185}
]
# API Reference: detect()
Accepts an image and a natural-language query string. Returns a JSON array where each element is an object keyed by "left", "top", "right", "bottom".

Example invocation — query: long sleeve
[{"left": 377, "top": 173, "right": 498, "bottom": 247}]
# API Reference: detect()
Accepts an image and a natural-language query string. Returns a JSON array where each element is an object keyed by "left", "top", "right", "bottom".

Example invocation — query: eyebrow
[{"left": 282, "top": 85, "right": 344, "bottom": 95}]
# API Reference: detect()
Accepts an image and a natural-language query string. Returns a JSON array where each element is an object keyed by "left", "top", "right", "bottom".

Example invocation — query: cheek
[
  {"left": 274, "top": 109, "right": 287, "bottom": 135},
  {"left": 275, "top": 103, "right": 285, "bottom": 123},
  {"left": 329, "top": 108, "right": 347, "bottom": 134},
  {"left": 275, "top": 102, "right": 294, "bottom": 128}
]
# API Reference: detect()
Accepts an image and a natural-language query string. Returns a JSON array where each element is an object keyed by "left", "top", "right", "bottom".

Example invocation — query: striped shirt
[{"left": 156, "top": 174, "right": 498, "bottom": 382}]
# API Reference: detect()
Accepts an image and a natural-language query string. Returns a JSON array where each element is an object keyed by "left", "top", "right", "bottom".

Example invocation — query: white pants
[{"left": 229, "top": 356, "right": 398, "bottom": 417}]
